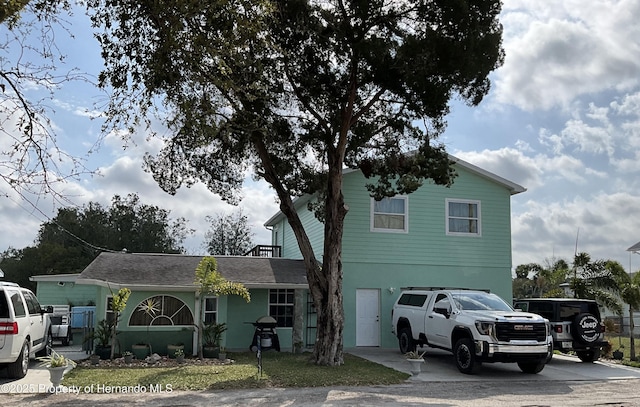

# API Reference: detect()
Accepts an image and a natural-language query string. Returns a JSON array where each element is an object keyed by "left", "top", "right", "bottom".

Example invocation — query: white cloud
[
  {"left": 512, "top": 192, "right": 640, "bottom": 269},
  {"left": 496, "top": 0, "right": 640, "bottom": 111}
]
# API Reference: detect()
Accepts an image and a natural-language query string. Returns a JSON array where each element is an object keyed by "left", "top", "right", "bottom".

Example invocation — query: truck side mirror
[
  {"left": 434, "top": 306, "right": 451, "bottom": 318},
  {"left": 44, "top": 306, "right": 54, "bottom": 313}
]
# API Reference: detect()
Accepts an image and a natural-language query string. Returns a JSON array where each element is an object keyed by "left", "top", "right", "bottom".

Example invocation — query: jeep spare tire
[{"left": 573, "top": 313, "right": 600, "bottom": 344}]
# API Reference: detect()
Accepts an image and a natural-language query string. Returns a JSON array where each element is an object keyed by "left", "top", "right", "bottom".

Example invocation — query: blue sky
[{"left": 2, "top": 1, "right": 640, "bottom": 273}]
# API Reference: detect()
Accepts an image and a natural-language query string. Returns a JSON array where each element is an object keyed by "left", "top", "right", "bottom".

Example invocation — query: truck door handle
[{"left": 428, "top": 316, "right": 434, "bottom": 319}]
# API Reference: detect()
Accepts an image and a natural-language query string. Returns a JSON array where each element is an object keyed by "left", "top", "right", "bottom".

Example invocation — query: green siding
[
  {"left": 277, "top": 203, "right": 324, "bottom": 260},
  {"left": 35, "top": 281, "right": 98, "bottom": 307},
  {"left": 87, "top": 287, "right": 305, "bottom": 355},
  {"left": 273, "top": 164, "right": 519, "bottom": 349}
]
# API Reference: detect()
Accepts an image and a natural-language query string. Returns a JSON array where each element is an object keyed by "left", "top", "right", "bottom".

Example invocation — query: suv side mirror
[{"left": 44, "top": 306, "right": 54, "bottom": 313}]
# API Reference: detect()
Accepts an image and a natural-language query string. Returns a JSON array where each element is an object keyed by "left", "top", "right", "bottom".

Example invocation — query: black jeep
[{"left": 514, "top": 298, "right": 607, "bottom": 362}]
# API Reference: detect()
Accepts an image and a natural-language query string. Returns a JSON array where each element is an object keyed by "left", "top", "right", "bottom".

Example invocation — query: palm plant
[
  {"left": 569, "top": 253, "right": 622, "bottom": 314},
  {"left": 608, "top": 261, "right": 640, "bottom": 360}
]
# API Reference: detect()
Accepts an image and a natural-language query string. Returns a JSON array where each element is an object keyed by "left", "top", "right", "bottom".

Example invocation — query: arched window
[{"left": 129, "top": 295, "right": 194, "bottom": 326}]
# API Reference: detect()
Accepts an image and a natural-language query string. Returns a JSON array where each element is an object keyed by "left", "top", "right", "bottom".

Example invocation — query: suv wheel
[
  {"left": 576, "top": 349, "right": 600, "bottom": 363},
  {"left": 398, "top": 327, "right": 416, "bottom": 354},
  {"left": 36, "top": 330, "right": 52, "bottom": 357},
  {"left": 7, "top": 340, "right": 30, "bottom": 379},
  {"left": 573, "top": 313, "right": 601, "bottom": 344},
  {"left": 454, "top": 337, "right": 481, "bottom": 374}
]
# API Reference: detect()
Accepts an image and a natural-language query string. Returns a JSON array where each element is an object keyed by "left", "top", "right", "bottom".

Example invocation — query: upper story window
[
  {"left": 446, "top": 199, "right": 481, "bottom": 236},
  {"left": 371, "top": 196, "right": 408, "bottom": 233}
]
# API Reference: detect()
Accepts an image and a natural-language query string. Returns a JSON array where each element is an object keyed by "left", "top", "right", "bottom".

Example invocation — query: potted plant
[
  {"left": 174, "top": 348, "right": 185, "bottom": 364},
  {"left": 613, "top": 345, "right": 624, "bottom": 360},
  {"left": 218, "top": 346, "right": 227, "bottom": 360},
  {"left": 202, "top": 322, "right": 227, "bottom": 358},
  {"left": 404, "top": 350, "right": 426, "bottom": 376},
  {"left": 131, "top": 343, "right": 150, "bottom": 360},
  {"left": 167, "top": 343, "right": 184, "bottom": 359},
  {"left": 123, "top": 351, "right": 133, "bottom": 364},
  {"left": 86, "top": 319, "right": 112, "bottom": 360},
  {"left": 37, "top": 349, "right": 77, "bottom": 387}
]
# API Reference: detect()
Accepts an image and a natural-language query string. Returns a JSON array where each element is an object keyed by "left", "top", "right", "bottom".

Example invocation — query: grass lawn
[
  {"left": 62, "top": 352, "right": 410, "bottom": 391},
  {"left": 605, "top": 335, "right": 640, "bottom": 368}
]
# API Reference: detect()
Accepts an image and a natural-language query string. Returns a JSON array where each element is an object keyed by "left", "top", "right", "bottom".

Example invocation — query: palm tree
[
  {"left": 607, "top": 261, "right": 640, "bottom": 361},
  {"left": 570, "top": 253, "right": 622, "bottom": 315}
]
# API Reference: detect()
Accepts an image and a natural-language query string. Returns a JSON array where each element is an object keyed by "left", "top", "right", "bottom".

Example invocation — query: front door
[{"left": 356, "top": 289, "right": 380, "bottom": 346}]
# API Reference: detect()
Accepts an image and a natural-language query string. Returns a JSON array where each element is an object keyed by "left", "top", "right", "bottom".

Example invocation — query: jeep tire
[
  {"left": 454, "top": 337, "right": 481, "bottom": 374},
  {"left": 398, "top": 327, "right": 416, "bottom": 354},
  {"left": 576, "top": 349, "right": 600, "bottom": 363},
  {"left": 573, "top": 313, "right": 600, "bottom": 344}
]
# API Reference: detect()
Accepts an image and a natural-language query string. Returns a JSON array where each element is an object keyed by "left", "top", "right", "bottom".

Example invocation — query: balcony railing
[{"left": 244, "top": 245, "right": 282, "bottom": 257}]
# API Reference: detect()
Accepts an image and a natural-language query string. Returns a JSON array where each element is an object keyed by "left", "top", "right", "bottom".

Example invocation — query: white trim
[
  {"left": 445, "top": 198, "right": 482, "bottom": 237},
  {"left": 370, "top": 196, "right": 409, "bottom": 234}
]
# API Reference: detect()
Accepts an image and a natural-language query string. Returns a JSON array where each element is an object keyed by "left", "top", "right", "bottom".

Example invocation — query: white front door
[{"left": 356, "top": 289, "right": 380, "bottom": 347}]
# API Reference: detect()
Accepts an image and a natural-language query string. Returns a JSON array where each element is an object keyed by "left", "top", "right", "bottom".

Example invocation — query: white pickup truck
[{"left": 391, "top": 287, "right": 552, "bottom": 374}]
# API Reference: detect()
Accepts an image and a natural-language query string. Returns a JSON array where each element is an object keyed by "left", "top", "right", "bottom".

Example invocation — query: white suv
[{"left": 0, "top": 282, "right": 51, "bottom": 378}]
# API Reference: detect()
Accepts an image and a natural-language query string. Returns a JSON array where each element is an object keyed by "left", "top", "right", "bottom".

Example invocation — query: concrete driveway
[{"left": 348, "top": 347, "right": 640, "bottom": 381}]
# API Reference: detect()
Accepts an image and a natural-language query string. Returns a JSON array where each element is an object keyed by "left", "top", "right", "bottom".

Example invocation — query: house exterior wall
[
  {"left": 85, "top": 286, "right": 307, "bottom": 355},
  {"left": 35, "top": 280, "right": 98, "bottom": 307},
  {"left": 271, "top": 165, "right": 518, "bottom": 349}
]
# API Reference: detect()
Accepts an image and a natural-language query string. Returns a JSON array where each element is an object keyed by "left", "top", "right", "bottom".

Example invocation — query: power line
[{"left": 0, "top": 184, "right": 117, "bottom": 254}]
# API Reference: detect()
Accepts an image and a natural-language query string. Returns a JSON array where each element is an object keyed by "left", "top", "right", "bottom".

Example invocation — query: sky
[{"left": 1, "top": 0, "right": 640, "bottom": 274}]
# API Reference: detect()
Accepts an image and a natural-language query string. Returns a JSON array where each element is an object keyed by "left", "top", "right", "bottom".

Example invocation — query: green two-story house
[{"left": 265, "top": 155, "right": 525, "bottom": 349}]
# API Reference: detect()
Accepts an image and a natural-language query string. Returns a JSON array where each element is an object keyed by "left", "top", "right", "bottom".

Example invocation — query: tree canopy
[
  {"left": 0, "top": 193, "right": 192, "bottom": 289},
  {"left": 1, "top": 0, "right": 93, "bottom": 200},
  {"left": 204, "top": 208, "right": 254, "bottom": 255},
  {"left": 89, "top": 0, "right": 504, "bottom": 365}
]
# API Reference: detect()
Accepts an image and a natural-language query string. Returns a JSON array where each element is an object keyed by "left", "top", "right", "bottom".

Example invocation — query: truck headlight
[{"left": 475, "top": 321, "right": 495, "bottom": 336}]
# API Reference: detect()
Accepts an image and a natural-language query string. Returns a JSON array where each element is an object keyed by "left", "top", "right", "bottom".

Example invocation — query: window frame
[
  {"left": 445, "top": 198, "right": 481, "bottom": 237},
  {"left": 370, "top": 196, "right": 409, "bottom": 233},
  {"left": 203, "top": 296, "right": 218, "bottom": 324},
  {"left": 128, "top": 295, "right": 194, "bottom": 327},
  {"left": 268, "top": 288, "right": 294, "bottom": 328}
]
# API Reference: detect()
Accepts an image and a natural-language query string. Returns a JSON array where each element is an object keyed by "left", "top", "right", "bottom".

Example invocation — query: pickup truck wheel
[
  {"left": 518, "top": 360, "right": 545, "bottom": 374},
  {"left": 576, "top": 349, "right": 600, "bottom": 362},
  {"left": 6, "top": 340, "right": 30, "bottom": 379},
  {"left": 398, "top": 327, "right": 416, "bottom": 354},
  {"left": 62, "top": 330, "right": 71, "bottom": 346},
  {"left": 454, "top": 338, "right": 481, "bottom": 374}
]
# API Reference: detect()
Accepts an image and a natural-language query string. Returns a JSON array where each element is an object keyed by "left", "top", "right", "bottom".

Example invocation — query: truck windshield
[{"left": 452, "top": 292, "right": 513, "bottom": 312}]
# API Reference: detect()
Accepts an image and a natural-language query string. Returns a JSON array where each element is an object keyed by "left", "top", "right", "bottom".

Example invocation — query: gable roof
[
  {"left": 76, "top": 252, "right": 308, "bottom": 291},
  {"left": 627, "top": 241, "right": 640, "bottom": 253},
  {"left": 264, "top": 154, "right": 526, "bottom": 226}
]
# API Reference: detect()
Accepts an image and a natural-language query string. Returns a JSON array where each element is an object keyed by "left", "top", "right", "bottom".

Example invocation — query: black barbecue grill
[{"left": 249, "top": 315, "right": 280, "bottom": 352}]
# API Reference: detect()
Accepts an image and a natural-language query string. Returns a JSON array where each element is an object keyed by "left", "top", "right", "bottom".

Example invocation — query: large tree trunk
[
  {"left": 313, "top": 155, "right": 347, "bottom": 366},
  {"left": 253, "top": 136, "right": 347, "bottom": 366}
]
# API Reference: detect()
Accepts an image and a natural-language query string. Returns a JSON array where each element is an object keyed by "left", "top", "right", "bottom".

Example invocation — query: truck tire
[
  {"left": 62, "top": 330, "right": 71, "bottom": 346},
  {"left": 7, "top": 340, "right": 30, "bottom": 379},
  {"left": 398, "top": 327, "right": 416, "bottom": 354},
  {"left": 576, "top": 349, "right": 600, "bottom": 363},
  {"left": 518, "top": 360, "right": 545, "bottom": 374},
  {"left": 454, "top": 338, "right": 481, "bottom": 374}
]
